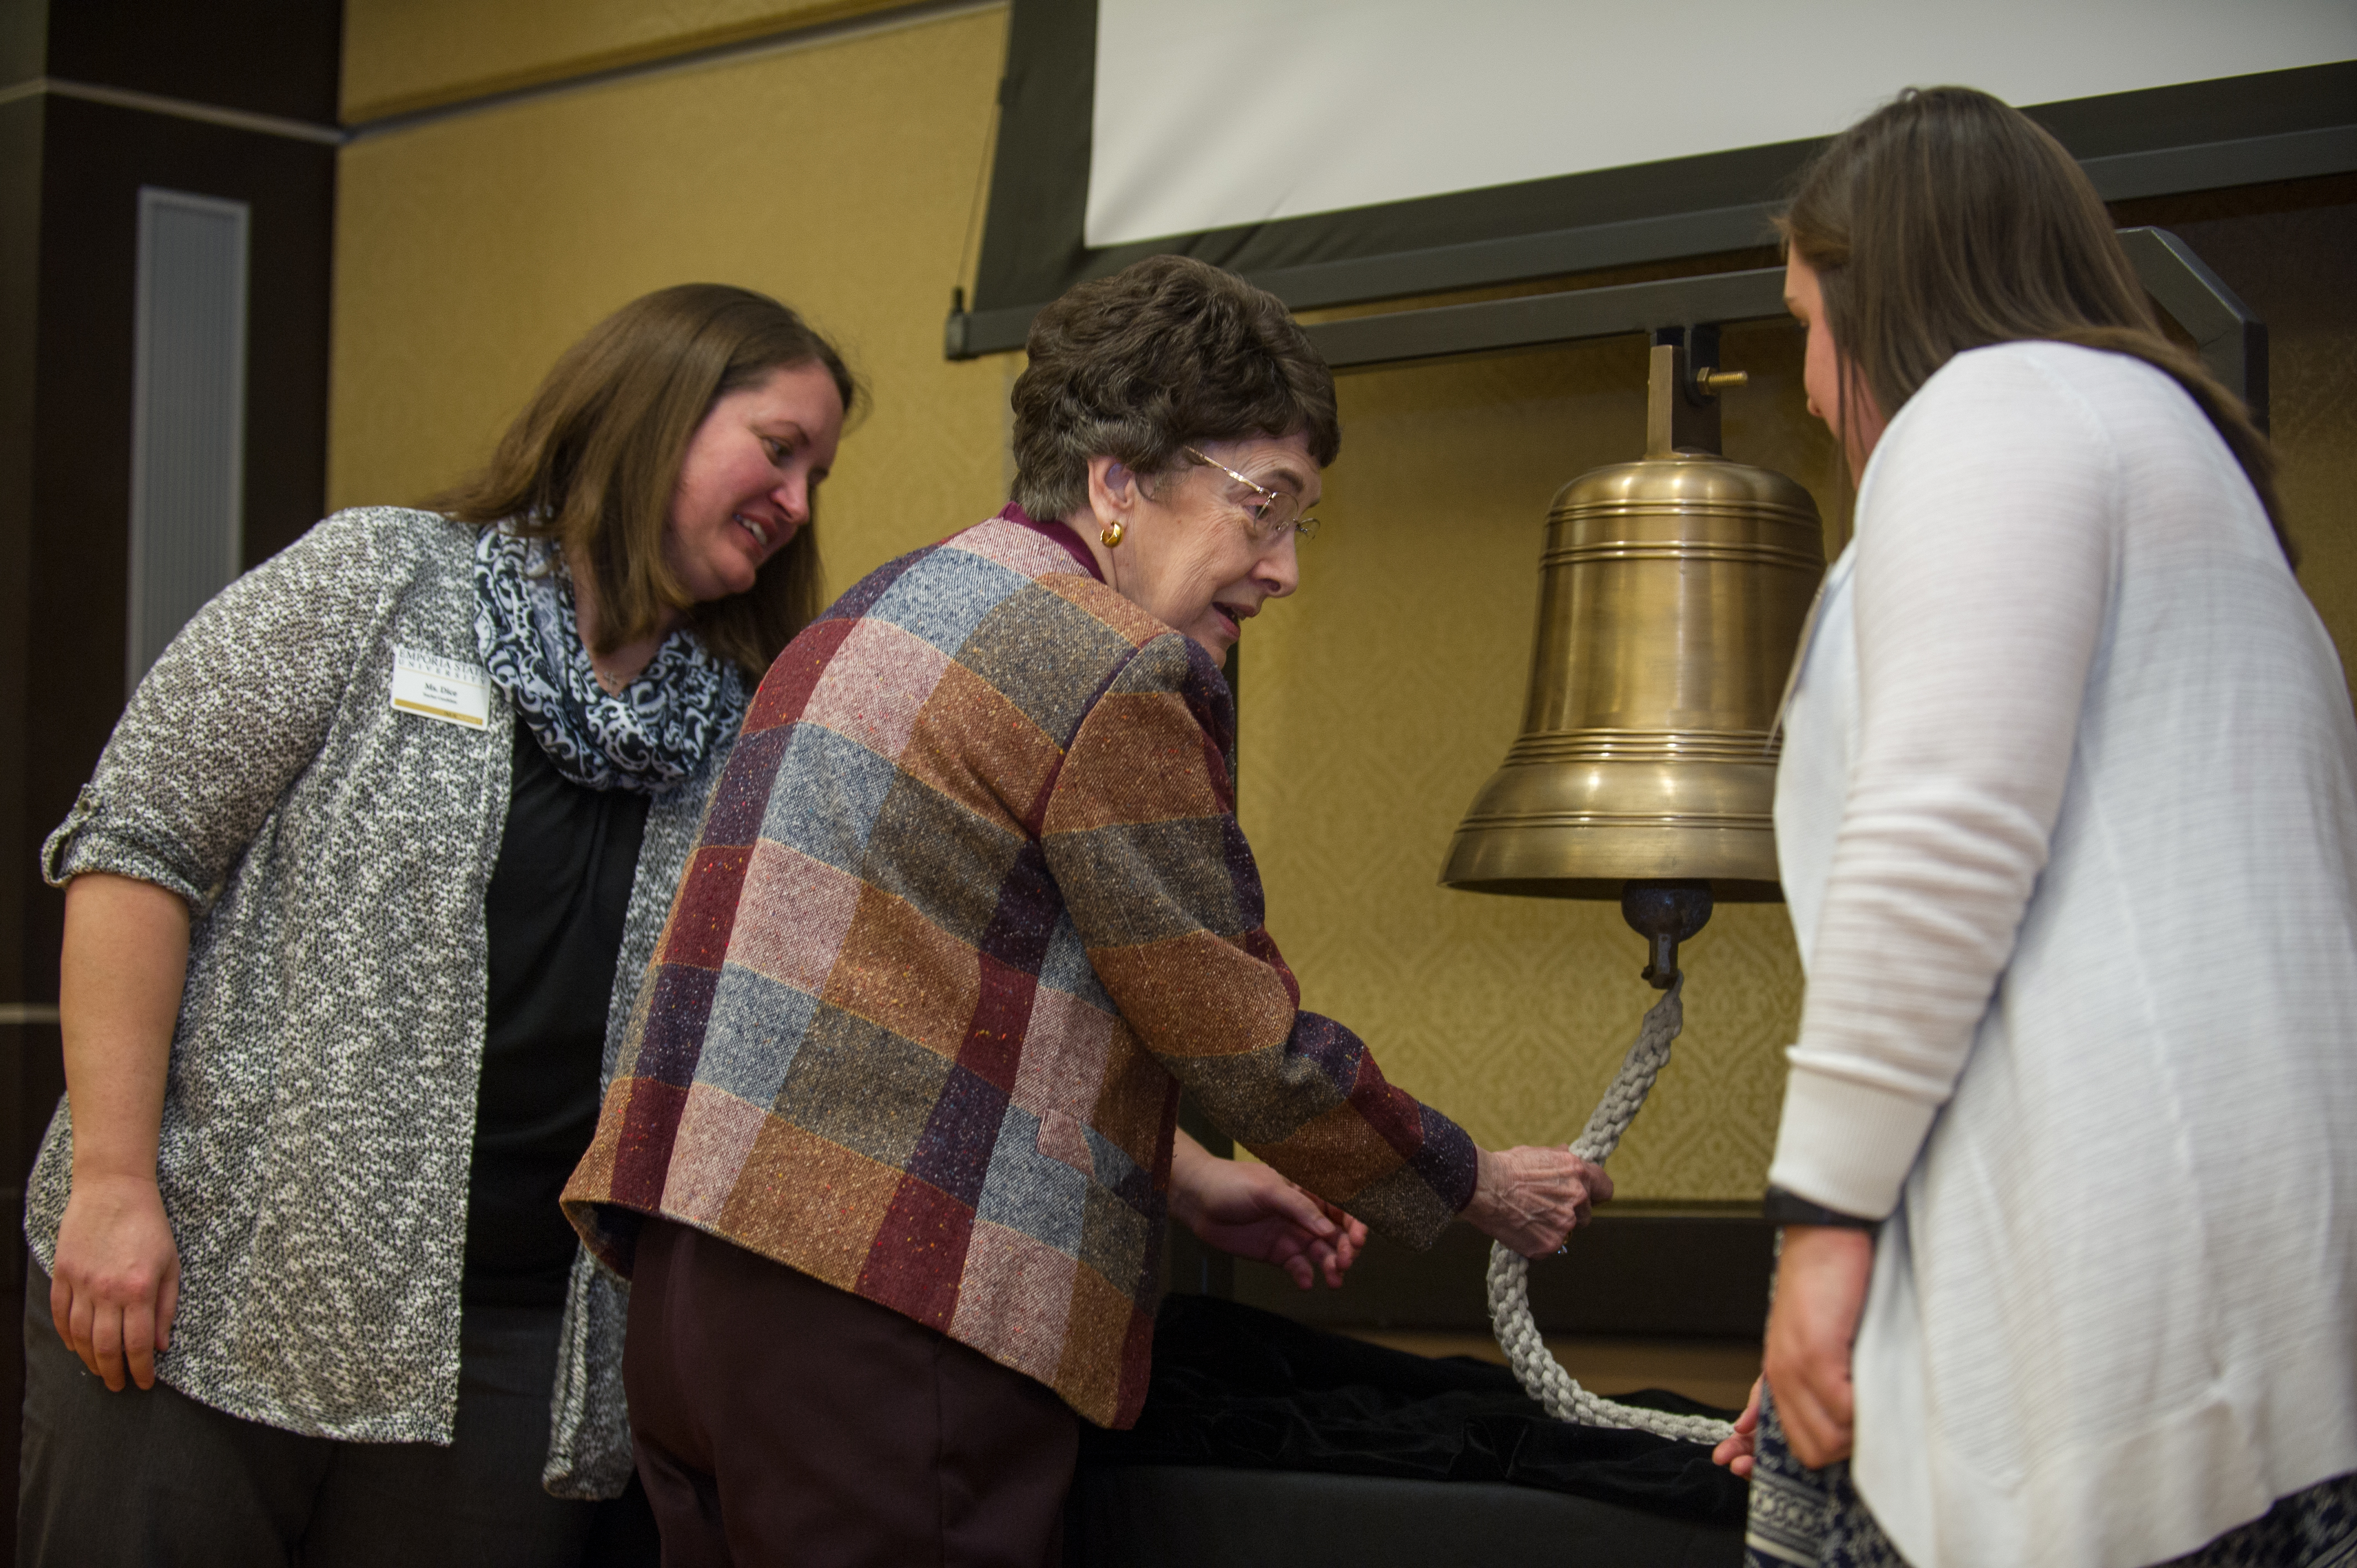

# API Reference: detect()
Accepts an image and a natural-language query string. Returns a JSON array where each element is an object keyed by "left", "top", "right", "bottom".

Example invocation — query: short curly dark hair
[{"left": 1010, "top": 255, "right": 1339, "bottom": 522}]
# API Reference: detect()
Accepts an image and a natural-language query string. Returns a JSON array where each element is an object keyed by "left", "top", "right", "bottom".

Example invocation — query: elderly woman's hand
[
  {"left": 1464, "top": 1146, "right": 1613, "bottom": 1257},
  {"left": 1169, "top": 1132, "right": 1368, "bottom": 1289}
]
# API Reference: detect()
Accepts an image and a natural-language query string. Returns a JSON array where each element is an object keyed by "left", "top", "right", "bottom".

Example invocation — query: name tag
[{"left": 390, "top": 646, "right": 491, "bottom": 729}]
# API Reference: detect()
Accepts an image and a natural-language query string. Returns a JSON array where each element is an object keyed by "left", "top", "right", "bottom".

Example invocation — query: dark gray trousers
[
  {"left": 625, "top": 1218, "right": 1079, "bottom": 1567},
  {"left": 18, "top": 1260, "right": 650, "bottom": 1568}
]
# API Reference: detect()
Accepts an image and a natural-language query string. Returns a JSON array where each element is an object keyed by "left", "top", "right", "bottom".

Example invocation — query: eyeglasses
[{"left": 1183, "top": 447, "right": 1320, "bottom": 544}]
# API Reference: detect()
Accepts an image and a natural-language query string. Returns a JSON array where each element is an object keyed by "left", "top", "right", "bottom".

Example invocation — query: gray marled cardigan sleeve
[
  {"left": 47, "top": 506, "right": 399, "bottom": 905},
  {"left": 35, "top": 507, "right": 727, "bottom": 1496}
]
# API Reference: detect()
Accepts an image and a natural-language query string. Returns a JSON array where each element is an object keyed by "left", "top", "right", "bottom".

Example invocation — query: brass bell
[{"left": 1440, "top": 339, "right": 1825, "bottom": 982}]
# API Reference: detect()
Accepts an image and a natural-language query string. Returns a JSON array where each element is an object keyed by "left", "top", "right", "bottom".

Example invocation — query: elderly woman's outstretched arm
[{"left": 1042, "top": 629, "right": 1604, "bottom": 1257}]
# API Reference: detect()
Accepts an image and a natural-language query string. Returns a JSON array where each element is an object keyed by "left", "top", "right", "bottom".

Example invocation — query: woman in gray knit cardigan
[{"left": 27, "top": 285, "right": 853, "bottom": 1565}]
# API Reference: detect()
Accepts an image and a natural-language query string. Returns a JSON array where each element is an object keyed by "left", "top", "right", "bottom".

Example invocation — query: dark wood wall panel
[
  {"left": 3, "top": 10, "right": 339, "bottom": 1560},
  {"left": 1, "top": 95, "right": 40, "bottom": 1013},
  {"left": 21, "top": 96, "right": 335, "bottom": 1015},
  {"left": 1229, "top": 1214, "right": 1776, "bottom": 1340},
  {"left": 42, "top": 0, "right": 339, "bottom": 124}
]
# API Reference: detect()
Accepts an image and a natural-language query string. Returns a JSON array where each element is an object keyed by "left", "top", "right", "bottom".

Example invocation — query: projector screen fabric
[
  {"left": 956, "top": 0, "right": 2356, "bottom": 358},
  {"left": 1086, "top": 0, "right": 2356, "bottom": 248}
]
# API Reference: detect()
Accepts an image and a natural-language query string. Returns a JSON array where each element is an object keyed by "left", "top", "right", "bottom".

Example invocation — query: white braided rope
[{"left": 1485, "top": 975, "right": 1737, "bottom": 1445}]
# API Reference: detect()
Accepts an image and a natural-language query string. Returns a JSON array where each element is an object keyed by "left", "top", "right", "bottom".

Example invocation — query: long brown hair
[
  {"left": 438, "top": 283, "right": 861, "bottom": 676},
  {"left": 1782, "top": 86, "right": 2288, "bottom": 559}
]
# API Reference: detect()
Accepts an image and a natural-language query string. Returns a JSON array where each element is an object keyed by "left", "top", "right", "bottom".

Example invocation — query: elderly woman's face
[{"left": 1086, "top": 432, "right": 1317, "bottom": 662}]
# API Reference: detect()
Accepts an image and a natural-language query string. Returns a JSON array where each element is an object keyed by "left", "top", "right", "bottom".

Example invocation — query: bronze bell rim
[{"left": 1442, "top": 761, "right": 1788, "bottom": 904}]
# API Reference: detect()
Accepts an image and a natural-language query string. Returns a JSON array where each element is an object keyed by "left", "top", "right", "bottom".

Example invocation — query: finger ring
[{"left": 1555, "top": 1244, "right": 1568, "bottom": 1255}]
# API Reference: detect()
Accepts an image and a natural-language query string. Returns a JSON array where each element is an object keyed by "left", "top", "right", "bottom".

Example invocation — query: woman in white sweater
[{"left": 1716, "top": 89, "right": 2357, "bottom": 1567}]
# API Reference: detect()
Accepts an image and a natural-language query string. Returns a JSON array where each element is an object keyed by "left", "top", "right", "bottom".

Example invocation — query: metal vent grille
[{"left": 128, "top": 187, "right": 249, "bottom": 695}]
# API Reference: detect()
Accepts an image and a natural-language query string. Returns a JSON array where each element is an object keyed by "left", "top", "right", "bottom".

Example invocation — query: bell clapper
[{"left": 1620, "top": 879, "right": 1714, "bottom": 988}]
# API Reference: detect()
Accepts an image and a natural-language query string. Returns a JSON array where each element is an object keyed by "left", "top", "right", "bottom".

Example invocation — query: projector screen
[
  {"left": 1087, "top": 0, "right": 2357, "bottom": 247},
  {"left": 954, "top": 0, "right": 2357, "bottom": 358}
]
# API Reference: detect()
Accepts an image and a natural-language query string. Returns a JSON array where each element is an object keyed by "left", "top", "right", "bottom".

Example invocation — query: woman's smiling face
[
  {"left": 1085, "top": 432, "right": 1319, "bottom": 662},
  {"left": 666, "top": 360, "right": 845, "bottom": 604}
]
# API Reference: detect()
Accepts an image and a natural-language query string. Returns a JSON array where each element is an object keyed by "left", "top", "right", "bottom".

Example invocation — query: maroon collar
[{"left": 997, "top": 502, "right": 1103, "bottom": 583}]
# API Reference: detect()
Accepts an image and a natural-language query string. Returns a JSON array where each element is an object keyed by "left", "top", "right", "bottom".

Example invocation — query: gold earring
[{"left": 1100, "top": 520, "right": 1125, "bottom": 548}]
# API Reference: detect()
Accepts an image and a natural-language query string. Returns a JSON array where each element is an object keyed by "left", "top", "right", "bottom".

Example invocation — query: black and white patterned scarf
[{"left": 472, "top": 524, "right": 748, "bottom": 797}]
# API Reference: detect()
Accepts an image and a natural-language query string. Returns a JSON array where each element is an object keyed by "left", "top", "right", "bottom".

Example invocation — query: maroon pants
[{"left": 624, "top": 1218, "right": 1079, "bottom": 1567}]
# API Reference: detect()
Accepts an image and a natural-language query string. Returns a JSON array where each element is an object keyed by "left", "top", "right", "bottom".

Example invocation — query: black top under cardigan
[{"left": 465, "top": 725, "right": 649, "bottom": 1308}]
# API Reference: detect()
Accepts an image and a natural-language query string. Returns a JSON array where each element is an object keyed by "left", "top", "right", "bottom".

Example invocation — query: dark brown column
[{"left": 1, "top": 6, "right": 339, "bottom": 1558}]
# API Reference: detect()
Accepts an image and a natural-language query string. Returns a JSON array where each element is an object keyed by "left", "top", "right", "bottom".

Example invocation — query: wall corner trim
[
  {"left": 342, "top": 0, "right": 1002, "bottom": 144},
  {"left": 9, "top": 78, "right": 344, "bottom": 144}
]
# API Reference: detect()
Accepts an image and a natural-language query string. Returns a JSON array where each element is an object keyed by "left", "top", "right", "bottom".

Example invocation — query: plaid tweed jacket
[{"left": 564, "top": 507, "right": 1476, "bottom": 1426}]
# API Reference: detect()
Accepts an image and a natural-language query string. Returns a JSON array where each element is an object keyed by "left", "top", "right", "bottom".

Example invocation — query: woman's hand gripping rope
[{"left": 1465, "top": 1146, "right": 1613, "bottom": 1257}]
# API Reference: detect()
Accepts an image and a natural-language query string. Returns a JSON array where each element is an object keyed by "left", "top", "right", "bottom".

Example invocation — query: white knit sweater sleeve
[{"left": 1767, "top": 348, "right": 2121, "bottom": 1219}]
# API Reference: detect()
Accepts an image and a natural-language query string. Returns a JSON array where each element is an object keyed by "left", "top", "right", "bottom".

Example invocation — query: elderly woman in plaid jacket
[{"left": 563, "top": 254, "right": 1609, "bottom": 1565}]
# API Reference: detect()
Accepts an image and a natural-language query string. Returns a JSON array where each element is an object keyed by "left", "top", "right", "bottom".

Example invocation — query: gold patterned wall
[
  {"left": 330, "top": 2, "right": 2357, "bottom": 1205},
  {"left": 2133, "top": 183, "right": 2357, "bottom": 700},
  {"left": 329, "top": 4, "right": 1018, "bottom": 591}
]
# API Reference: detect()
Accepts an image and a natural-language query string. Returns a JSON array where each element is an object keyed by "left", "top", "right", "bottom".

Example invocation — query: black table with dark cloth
[{"left": 1066, "top": 1296, "right": 1746, "bottom": 1566}]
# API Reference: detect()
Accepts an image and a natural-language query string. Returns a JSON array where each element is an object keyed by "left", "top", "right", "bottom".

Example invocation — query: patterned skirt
[{"left": 1743, "top": 1382, "right": 2357, "bottom": 1568}]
